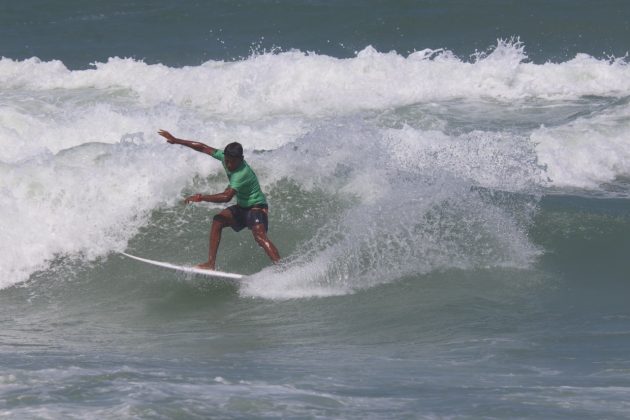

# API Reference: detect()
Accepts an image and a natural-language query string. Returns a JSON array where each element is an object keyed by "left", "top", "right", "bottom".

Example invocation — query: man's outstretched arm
[{"left": 158, "top": 129, "right": 216, "bottom": 156}]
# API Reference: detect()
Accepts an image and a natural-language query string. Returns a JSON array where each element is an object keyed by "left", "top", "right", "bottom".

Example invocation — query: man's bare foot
[{"left": 195, "top": 262, "right": 215, "bottom": 270}]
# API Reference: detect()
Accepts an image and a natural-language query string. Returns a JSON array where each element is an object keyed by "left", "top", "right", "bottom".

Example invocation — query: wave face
[{"left": 1, "top": 41, "right": 630, "bottom": 292}]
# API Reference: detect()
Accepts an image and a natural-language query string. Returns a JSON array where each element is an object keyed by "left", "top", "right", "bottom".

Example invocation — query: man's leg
[
  {"left": 252, "top": 224, "right": 280, "bottom": 264},
  {"left": 197, "top": 208, "right": 236, "bottom": 270}
]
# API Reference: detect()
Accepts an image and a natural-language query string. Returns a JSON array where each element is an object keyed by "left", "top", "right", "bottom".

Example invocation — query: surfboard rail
[{"left": 121, "top": 252, "right": 244, "bottom": 280}]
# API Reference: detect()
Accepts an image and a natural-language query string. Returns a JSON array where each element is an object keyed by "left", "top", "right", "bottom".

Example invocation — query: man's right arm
[{"left": 158, "top": 129, "right": 216, "bottom": 156}]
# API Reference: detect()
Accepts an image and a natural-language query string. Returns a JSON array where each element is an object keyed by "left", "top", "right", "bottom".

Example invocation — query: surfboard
[{"left": 121, "top": 252, "right": 244, "bottom": 280}]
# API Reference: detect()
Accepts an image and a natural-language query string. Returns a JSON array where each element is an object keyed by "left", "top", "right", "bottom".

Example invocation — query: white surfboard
[{"left": 121, "top": 252, "right": 244, "bottom": 280}]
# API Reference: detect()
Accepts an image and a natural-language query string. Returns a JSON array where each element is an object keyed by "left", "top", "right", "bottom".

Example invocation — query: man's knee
[{"left": 253, "top": 229, "right": 269, "bottom": 247}]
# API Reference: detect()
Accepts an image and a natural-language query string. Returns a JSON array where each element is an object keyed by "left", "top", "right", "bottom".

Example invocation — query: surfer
[{"left": 158, "top": 129, "right": 281, "bottom": 270}]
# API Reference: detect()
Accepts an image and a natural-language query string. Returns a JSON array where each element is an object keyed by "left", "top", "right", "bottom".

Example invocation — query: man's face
[{"left": 225, "top": 156, "right": 242, "bottom": 171}]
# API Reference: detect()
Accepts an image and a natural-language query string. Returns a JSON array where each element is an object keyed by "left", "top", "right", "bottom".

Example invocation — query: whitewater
[{"left": 1, "top": 41, "right": 629, "bottom": 293}]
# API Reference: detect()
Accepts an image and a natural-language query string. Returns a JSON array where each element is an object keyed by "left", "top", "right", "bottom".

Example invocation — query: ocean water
[{"left": 1, "top": 1, "right": 630, "bottom": 418}]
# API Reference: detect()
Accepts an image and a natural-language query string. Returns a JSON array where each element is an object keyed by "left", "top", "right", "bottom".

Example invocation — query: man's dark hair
[{"left": 224, "top": 142, "right": 243, "bottom": 159}]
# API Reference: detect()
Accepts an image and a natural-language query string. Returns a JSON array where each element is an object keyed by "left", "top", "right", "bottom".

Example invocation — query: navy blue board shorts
[{"left": 227, "top": 204, "right": 269, "bottom": 232}]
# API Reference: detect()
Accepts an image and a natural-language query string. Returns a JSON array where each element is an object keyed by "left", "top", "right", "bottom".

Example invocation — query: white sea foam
[
  {"left": 533, "top": 101, "right": 630, "bottom": 189},
  {"left": 0, "top": 95, "right": 307, "bottom": 164},
  {"left": 1, "top": 41, "right": 629, "bottom": 291},
  {"left": 1, "top": 40, "right": 628, "bottom": 119},
  {"left": 0, "top": 141, "right": 216, "bottom": 288}
]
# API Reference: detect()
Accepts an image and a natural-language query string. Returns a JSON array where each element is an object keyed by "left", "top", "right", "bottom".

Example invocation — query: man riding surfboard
[{"left": 158, "top": 129, "right": 280, "bottom": 270}]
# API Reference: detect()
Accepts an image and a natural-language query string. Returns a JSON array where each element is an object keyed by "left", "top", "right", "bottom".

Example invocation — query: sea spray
[{"left": 241, "top": 121, "right": 542, "bottom": 299}]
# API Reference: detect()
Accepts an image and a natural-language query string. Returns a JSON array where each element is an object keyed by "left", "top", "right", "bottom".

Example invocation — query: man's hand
[
  {"left": 157, "top": 129, "right": 216, "bottom": 155},
  {"left": 158, "top": 129, "right": 178, "bottom": 144},
  {"left": 184, "top": 194, "right": 203, "bottom": 204}
]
